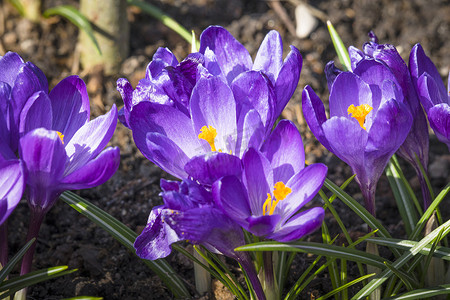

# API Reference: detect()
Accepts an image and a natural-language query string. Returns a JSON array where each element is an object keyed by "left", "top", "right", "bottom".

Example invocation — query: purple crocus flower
[
  {"left": 128, "top": 75, "right": 267, "bottom": 184},
  {"left": 16, "top": 75, "right": 120, "bottom": 275},
  {"left": 213, "top": 120, "right": 326, "bottom": 241},
  {"left": 0, "top": 52, "right": 48, "bottom": 156},
  {"left": 134, "top": 178, "right": 265, "bottom": 299},
  {"left": 410, "top": 44, "right": 450, "bottom": 151},
  {"left": 303, "top": 63, "right": 413, "bottom": 216},
  {"left": 340, "top": 33, "right": 432, "bottom": 207}
]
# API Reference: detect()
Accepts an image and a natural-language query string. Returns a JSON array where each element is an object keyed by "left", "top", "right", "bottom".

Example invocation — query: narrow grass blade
[
  {"left": 43, "top": 5, "right": 101, "bottom": 55},
  {"left": 323, "top": 178, "right": 402, "bottom": 257},
  {"left": 383, "top": 284, "right": 450, "bottom": 300},
  {"left": 127, "top": 0, "right": 194, "bottom": 45},
  {"left": 60, "top": 191, "right": 190, "bottom": 298},
  {"left": 0, "top": 239, "right": 35, "bottom": 283},
  {"left": 386, "top": 158, "right": 419, "bottom": 236},
  {"left": 351, "top": 219, "right": 450, "bottom": 299},
  {"left": 0, "top": 266, "right": 76, "bottom": 297},
  {"left": 382, "top": 261, "right": 417, "bottom": 290},
  {"left": 327, "top": 20, "right": 351, "bottom": 70},
  {"left": 284, "top": 254, "right": 323, "bottom": 300},
  {"left": 236, "top": 241, "right": 388, "bottom": 269},
  {"left": 410, "top": 182, "right": 449, "bottom": 241},
  {"left": 366, "top": 237, "right": 450, "bottom": 261},
  {"left": 321, "top": 222, "right": 340, "bottom": 296},
  {"left": 316, "top": 273, "right": 375, "bottom": 300}
]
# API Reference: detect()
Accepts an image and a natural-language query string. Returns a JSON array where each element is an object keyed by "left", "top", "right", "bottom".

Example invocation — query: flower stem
[
  {"left": 0, "top": 222, "right": 8, "bottom": 268},
  {"left": 237, "top": 253, "right": 266, "bottom": 300},
  {"left": 361, "top": 185, "right": 376, "bottom": 219},
  {"left": 20, "top": 208, "right": 45, "bottom": 275},
  {"left": 261, "top": 251, "right": 278, "bottom": 300}
]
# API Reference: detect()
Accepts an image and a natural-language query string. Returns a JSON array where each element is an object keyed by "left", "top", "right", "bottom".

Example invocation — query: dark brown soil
[{"left": 1, "top": 0, "right": 449, "bottom": 299}]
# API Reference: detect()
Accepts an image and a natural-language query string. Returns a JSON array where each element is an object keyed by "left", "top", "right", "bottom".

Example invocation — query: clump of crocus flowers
[{"left": 0, "top": 52, "right": 120, "bottom": 280}]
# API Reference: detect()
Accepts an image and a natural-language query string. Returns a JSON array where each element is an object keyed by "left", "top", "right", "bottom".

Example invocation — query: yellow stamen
[
  {"left": 347, "top": 104, "right": 373, "bottom": 130},
  {"left": 57, "top": 131, "right": 64, "bottom": 144},
  {"left": 263, "top": 182, "right": 292, "bottom": 216},
  {"left": 198, "top": 125, "right": 217, "bottom": 151}
]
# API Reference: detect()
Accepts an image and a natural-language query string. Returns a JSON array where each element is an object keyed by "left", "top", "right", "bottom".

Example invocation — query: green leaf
[
  {"left": 43, "top": 5, "right": 101, "bottom": 55},
  {"left": 236, "top": 241, "right": 388, "bottom": 269},
  {"left": 382, "top": 261, "right": 417, "bottom": 291},
  {"left": 0, "top": 266, "right": 76, "bottom": 298},
  {"left": 323, "top": 178, "right": 402, "bottom": 258},
  {"left": 0, "top": 238, "right": 35, "bottom": 283},
  {"left": 126, "top": 0, "right": 194, "bottom": 46},
  {"left": 383, "top": 284, "right": 450, "bottom": 300},
  {"left": 60, "top": 191, "right": 190, "bottom": 298},
  {"left": 316, "top": 273, "right": 375, "bottom": 300},
  {"left": 410, "top": 182, "right": 450, "bottom": 241},
  {"left": 326, "top": 20, "right": 351, "bottom": 71},
  {"left": 351, "top": 219, "right": 450, "bottom": 299},
  {"left": 386, "top": 156, "right": 420, "bottom": 236},
  {"left": 6, "top": 0, "right": 25, "bottom": 16},
  {"left": 366, "top": 237, "right": 450, "bottom": 261}
]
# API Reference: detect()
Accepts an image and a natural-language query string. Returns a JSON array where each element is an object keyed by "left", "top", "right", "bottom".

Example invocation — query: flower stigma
[
  {"left": 57, "top": 131, "right": 64, "bottom": 144},
  {"left": 263, "top": 182, "right": 292, "bottom": 216},
  {"left": 347, "top": 104, "right": 373, "bottom": 130},
  {"left": 198, "top": 125, "right": 217, "bottom": 151}
]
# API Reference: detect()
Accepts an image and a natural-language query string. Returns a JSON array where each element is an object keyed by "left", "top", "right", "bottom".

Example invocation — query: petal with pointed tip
[{"left": 253, "top": 30, "right": 283, "bottom": 82}]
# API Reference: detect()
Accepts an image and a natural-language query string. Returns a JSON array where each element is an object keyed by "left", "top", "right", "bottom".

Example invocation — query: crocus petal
[
  {"left": 236, "top": 109, "right": 265, "bottom": 158},
  {"left": 365, "top": 99, "right": 412, "bottom": 182},
  {"left": 324, "top": 61, "right": 342, "bottom": 92},
  {"left": 348, "top": 46, "right": 364, "bottom": 70},
  {"left": 416, "top": 73, "right": 444, "bottom": 111},
  {"left": 19, "top": 128, "right": 66, "bottom": 208},
  {"left": 190, "top": 76, "right": 237, "bottom": 153},
  {"left": 151, "top": 47, "right": 178, "bottom": 68},
  {"left": 134, "top": 206, "right": 182, "bottom": 260},
  {"left": 231, "top": 70, "right": 274, "bottom": 129},
  {"left": 166, "top": 206, "right": 245, "bottom": 259},
  {"left": 246, "top": 214, "right": 281, "bottom": 237},
  {"left": 277, "top": 163, "right": 327, "bottom": 222},
  {"left": 64, "top": 104, "right": 118, "bottom": 175},
  {"left": 129, "top": 101, "right": 201, "bottom": 158},
  {"left": 212, "top": 175, "right": 251, "bottom": 226},
  {"left": 199, "top": 26, "right": 252, "bottom": 83},
  {"left": 0, "top": 52, "right": 24, "bottom": 86},
  {"left": 260, "top": 120, "right": 304, "bottom": 183},
  {"left": 329, "top": 72, "right": 373, "bottom": 118},
  {"left": 253, "top": 30, "right": 283, "bottom": 82},
  {"left": 302, "top": 86, "right": 332, "bottom": 151},
  {"left": 203, "top": 47, "right": 226, "bottom": 79},
  {"left": 49, "top": 76, "right": 90, "bottom": 143},
  {"left": 184, "top": 152, "right": 242, "bottom": 185},
  {"left": 19, "top": 91, "right": 52, "bottom": 136},
  {"left": 0, "top": 159, "right": 25, "bottom": 226},
  {"left": 144, "top": 132, "right": 190, "bottom": 180},
  {"left": 274, "top": 46, "right": 302, "bottom": 117},
  {"left": 428, "top": 104, "right": 450, "bottom": 150},
  {"left": 410, "top": 44, "right": 447, "bottom": 100},
  {"left": 242, "top": 148, "right": 272, "bottom": 216},
  {"left": 322, "top": 117, "right": 368, "bottom": 182},
  {"left": 116, "top": 78, "right": 134, "bottom": 128},
  {"left": 267, "top": 207, "right": 324, "bottom": 242},
  {"left": 60, "top": 147, "right": 120, "bottom": 190}
]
